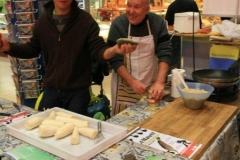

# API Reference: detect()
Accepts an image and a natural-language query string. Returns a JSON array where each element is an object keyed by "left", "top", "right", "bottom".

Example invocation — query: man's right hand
[
  {"left": 0, "top": 33, "right": 10, "bottom": 51},
  {"left": 129, "top": 79, "right": 147, "bottom": 95}
]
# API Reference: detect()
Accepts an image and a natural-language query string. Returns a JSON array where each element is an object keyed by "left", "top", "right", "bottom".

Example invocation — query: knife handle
[{"left": 0, "top": 112, "right": 11, "bottom": 116}]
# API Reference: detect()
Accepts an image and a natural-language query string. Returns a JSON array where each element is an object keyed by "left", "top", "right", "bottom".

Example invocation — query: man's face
[
  {"left": 126, "top": 0, "right": 150, "bottom": 25},
  {"left": 53, "top": 0, "right": 73, "bottom": 14}
]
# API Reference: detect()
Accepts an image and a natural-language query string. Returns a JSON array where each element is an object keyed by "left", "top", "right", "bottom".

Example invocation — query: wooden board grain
[{"left": 139, "top": 98, "right": 238, "bottom": 160}]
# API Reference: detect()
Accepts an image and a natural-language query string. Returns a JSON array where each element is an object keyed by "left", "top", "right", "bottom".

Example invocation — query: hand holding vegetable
[{"left": 103, "top": 43, "right": 137, "bottom": 59}]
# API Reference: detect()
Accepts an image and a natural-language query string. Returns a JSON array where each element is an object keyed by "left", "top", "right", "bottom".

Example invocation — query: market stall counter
[
  {"left": 0, "top": 96, "right": 239, "bottom": 160},
  {"left": 168, "top": 25, "right": 240, "bottom": 81}
]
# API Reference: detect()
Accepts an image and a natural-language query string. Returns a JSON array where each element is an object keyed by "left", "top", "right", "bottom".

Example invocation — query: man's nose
[{"left": 129, "top": 7, "right": 135, "bottom": 13}]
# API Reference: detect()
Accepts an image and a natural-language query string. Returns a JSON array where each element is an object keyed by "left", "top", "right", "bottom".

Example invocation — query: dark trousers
[{"left": 40, "top": 87, "right": 90, "bottom": 116}]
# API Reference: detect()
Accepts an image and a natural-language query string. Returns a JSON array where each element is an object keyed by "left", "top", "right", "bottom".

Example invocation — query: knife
[
  {"left": 12, "top": 102, "right": 21, "bottom": 112},
  {"left": 0, "top": 112, "right": 11, "bottom": 116}
]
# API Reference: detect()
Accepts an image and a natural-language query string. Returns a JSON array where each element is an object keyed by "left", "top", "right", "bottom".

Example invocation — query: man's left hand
[{"left": 148, "top": 82, "right": 165, "bottom": 101}]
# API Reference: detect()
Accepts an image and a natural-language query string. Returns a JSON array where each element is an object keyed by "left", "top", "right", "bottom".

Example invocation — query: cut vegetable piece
[
  {"left": 42, "top": 119, "right": 64, "bottom": 127},
  {"left": 47, "top": 110, "right": 56, "bottom": 119},
  {"left": 78, "top": 127, "right": 98, "bottom": 139},
  {"left": 24, "top": 116, "right": 44, "bottom": 130},
  {"left": 117, "top": 38, "right": 139, "bottom": 46},
  {"left": 55, "top": 123, "right": 75, "bottom": 139},
  {"left": 71, "top": 127, "right": 80, "bottom": 145},
  {"left": 39, "top": 125, "right": 59, "bottom": 137},
  {"left": 55, "top": 116, "right": 88, "bottom": 127},
  {"left": 56, "top": 111, "right": 76, "bottom": 118}
]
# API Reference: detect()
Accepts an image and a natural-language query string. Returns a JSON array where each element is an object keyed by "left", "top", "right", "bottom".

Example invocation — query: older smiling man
[{"left": 107, "top": 0, "right": 172, "bottom": 115}]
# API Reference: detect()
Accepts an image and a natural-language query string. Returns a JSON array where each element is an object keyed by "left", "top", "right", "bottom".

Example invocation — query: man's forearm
[
  {"left": 103, "top": 46, "right": 117, "bottom": 60},
  {"left": 116, "top": 65, "right": 135, "bottom": 85},
  {"left": 155, "top": 61, "right": 169, "bottom": 85}
]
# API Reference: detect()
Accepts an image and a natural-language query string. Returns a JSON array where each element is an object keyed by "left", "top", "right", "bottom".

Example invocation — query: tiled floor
[
  {"left": 0, "top": 56, "right": 17, "bottom": 102},
  {"left": 0, "top": 56, "right": 112, "bottom": 105}
]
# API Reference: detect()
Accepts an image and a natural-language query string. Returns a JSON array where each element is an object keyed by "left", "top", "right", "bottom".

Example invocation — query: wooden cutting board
[{"left": 139, "top": 98, "right": 238, "bottom": 160}]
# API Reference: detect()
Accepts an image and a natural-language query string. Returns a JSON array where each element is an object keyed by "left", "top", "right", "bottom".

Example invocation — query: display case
[{"left": 4, "top": 0, "right": 47, "bottom": 108}]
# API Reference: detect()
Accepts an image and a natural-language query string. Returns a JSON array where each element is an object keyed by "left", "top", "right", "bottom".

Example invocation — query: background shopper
[
  {"left": 165, "top": 0, "right": 201, "bottom": 27},
  {"left": 165, "top": 0, "right": 202, "bottom": 70}
]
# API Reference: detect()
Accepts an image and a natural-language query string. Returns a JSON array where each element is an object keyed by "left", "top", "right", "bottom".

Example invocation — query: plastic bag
[
  {"left": 87, "top": 95, "right": 111, "bottom": 121},
  {"left": 216, "top": 20, "right": 240, "bottom": 39}
]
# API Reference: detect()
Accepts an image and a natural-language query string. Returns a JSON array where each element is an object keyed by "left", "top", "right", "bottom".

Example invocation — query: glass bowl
[{"left": 177, "top": 82, "right": 214, "bottom": 109}]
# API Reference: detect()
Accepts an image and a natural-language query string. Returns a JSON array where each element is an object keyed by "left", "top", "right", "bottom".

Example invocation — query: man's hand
[
  {"left": 148, "top": 81, "right": 165, "bottom": 101},
  {"left": 103, "top": 43, "right": 137, "bottom": 59},
  {"left": 0, "top": 33, "right": 10, "bottom": 51},
  {"left": 113, "top": 43, "right": 137, "bottom": 55},
  {"left": 129, "top": 79, "right": 147, "bottom": 95}
]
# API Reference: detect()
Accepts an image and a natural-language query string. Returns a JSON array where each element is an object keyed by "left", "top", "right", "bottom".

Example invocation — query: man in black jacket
[
  {"left": 0, "top": 0, "right": 136, "bottom": 116},
  {"left": 165, "top": 0, "right": 201, "bottom": 26},
  {"left": 165, "top": 0, "right": 201, "bottom": 70}
]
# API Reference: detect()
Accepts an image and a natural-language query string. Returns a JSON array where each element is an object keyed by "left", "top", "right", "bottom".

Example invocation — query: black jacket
[
  {"left": 8, "top": 0, "right": 109, "bottom": 90},
  {"left": 165, "top": 0, "right": 202, "bottom": 28}
]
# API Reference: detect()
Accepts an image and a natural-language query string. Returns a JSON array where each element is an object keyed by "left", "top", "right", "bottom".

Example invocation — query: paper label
[
  {"left": 126, "top": 127, "right": 202, "bottom": 159},
  {"left": 3, "top": 144, "right": 57, "bottom": 160}
]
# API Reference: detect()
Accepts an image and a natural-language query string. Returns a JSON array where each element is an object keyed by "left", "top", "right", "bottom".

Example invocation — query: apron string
[
  {"left": 146, "top": 20, "right": 152, "bottom": 35},
  {"left": 128, "top": 23, "right": 131, "bottom": 38}
]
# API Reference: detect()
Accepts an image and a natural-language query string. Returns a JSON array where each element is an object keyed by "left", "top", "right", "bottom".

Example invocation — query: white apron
[{"left": 111, "top": 20, "right": 158, "bottom": 115}]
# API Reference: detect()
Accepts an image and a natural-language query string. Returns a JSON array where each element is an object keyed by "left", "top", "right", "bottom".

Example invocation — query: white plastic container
[
  {"left": 174, "top": 12, "right": 200, "bottom": 33},
  {"left": 6, "top": 107, "right": 128, "bottom": 160}
]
